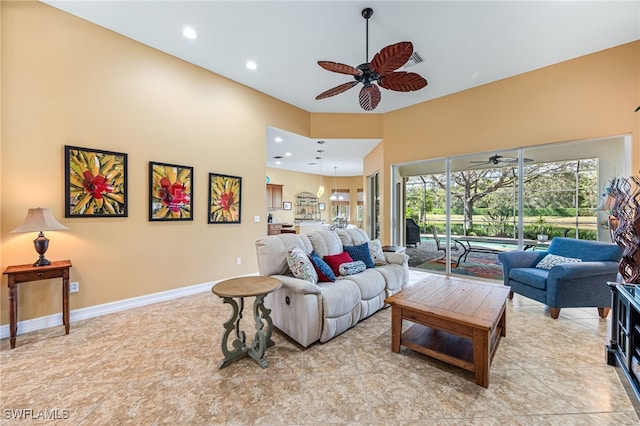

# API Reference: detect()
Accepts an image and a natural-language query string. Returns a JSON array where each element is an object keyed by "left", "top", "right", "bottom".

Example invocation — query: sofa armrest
[
  {"left": 384, "top": 252, "right": 409, "bottom": 266},
  {"left": 548, "top": 261, "right": 620, "bottom": 281},
  {"left": 271, "top": 275, "right": 321, "bottom": 295}
]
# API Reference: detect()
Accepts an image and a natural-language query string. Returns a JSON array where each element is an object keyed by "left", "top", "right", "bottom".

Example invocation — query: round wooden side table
[{"left": 211, "top": 276, "right": 282, "bottom": 369}]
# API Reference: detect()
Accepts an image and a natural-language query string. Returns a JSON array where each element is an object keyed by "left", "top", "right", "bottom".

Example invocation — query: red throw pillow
[{"left": 323, "top": 251, "right": 354, "bottom": 276}]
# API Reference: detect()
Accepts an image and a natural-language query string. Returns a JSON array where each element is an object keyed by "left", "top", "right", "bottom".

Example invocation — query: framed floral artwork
[
  {"left": 65, "top": 145, "right": 127, "bottom": 217},
  {"left": 208, "top": 173, "right": 241, "bottom": 224},
  {"left": 149, "top": 162, "right": 193, "bottom": 221}
]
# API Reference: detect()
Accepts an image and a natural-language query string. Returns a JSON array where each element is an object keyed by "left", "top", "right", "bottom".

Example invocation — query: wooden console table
[
  {"left": 3, "top": 260, "right": 72, "bottom": 349},
  {"left": 211, "top": 276, "right": 282, "bottom": 369}
]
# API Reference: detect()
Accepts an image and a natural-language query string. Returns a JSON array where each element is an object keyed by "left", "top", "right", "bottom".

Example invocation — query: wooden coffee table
[{"left": 385, "top": 278, "right": 510, "bottom": 388}]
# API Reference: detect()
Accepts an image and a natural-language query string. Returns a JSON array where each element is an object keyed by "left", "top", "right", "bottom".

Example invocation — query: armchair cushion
[
  {"left": 536, "top": 254, "right": 582, "bottom": 270},
  {"left": 510, "top": 268, "right": 549, "bottom": 290}
]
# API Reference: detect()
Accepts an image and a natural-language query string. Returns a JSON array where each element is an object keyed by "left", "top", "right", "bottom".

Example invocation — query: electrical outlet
[
  {"left": 69, "top": 282, "right": 79, "bottom": 293},
  {"left": 236, "top": 257, "right": 242, "bottom": 265}
]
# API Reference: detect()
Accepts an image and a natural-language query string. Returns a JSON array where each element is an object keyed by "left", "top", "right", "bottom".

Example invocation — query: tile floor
[{"left": 1, "top": 269, "right": 638, "bottom": 425}]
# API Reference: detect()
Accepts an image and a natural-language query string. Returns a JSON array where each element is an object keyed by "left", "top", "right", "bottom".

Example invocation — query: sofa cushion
[
  {"left": 309, "top": 251, "right": 336, "bottom": 282},
  {"left": 336, "top": 228, "right": 370, "bottom": 246},
  {"left": 510, "top": 267, "right": 549, "bottom": 290},
  {"left": 286, "top": 246, "right": 318, "bottom": 284},
  {"left": 368, "top": 239, "right": 388, "bottom": 266},
  {"left": 339, "top": 261, "right": 367, "bottom": 276},
  {"left": 343, "top": 242, "right": 375, "bottom": 268},
  {"left": 323, "top": 251, "right": 354, "bottom": 276},
  {"left": 536, "top": 254, "right": 582, "bottom": 270},
  {"left": 307, "top": 230, "right": 344, "bottom": 257}
]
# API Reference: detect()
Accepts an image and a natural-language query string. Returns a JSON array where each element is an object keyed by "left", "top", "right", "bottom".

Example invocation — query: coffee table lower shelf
[{"left": 401, "top": 322, "right": 503, "bottom": 377}]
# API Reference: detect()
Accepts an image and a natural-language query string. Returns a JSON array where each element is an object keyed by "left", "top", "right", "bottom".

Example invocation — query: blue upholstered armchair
[{"left": 497, "top": 238, "right": 622, "bottom": 319}]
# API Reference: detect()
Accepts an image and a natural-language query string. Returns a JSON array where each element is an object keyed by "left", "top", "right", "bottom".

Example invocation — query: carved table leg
[
  {"left": 218, "top": 297, "right": 248, "bottom": 369},
  {"left": 248, "top": 294, "right": 273, "bottom": 368}
]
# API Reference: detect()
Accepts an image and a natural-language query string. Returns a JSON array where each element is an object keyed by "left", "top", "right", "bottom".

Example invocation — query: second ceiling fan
[{"left": 315, "top": 7, "right": 428, "bottom": 111}]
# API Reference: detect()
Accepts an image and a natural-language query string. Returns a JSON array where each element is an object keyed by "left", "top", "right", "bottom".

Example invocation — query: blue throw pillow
[
  {"left": 344, "top": 242, "right": 375, "bottom": 268},
  {"left": 309, "top": 251, "right": 337, "bottom": 282}
]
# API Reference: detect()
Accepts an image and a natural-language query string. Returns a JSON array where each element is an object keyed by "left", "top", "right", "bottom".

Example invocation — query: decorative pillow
[
  {"left": 368, "top": 239, "right": 388, "bottom": 266},
  {"left": 339, "top": 261, "right": 367, "bottom": 276},
  {"left": 536, "top": 254, "right": 582, "bottom": 270},
  {"left": 286, "top": 246, "right": 318, "bottom": 284},
  {"left": 344, "top": 242, "right": 375, "bottom": 268},
  {"left": 323, "top": 251, "right": 354, "bottom": 276},
  {"left": 309, "top": 251, "right": 336, "bottom": 282}
]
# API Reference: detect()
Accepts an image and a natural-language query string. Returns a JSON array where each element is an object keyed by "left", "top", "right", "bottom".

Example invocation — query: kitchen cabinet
[{"left": 266, "top": 184, "right": 283, "bottom": 211}]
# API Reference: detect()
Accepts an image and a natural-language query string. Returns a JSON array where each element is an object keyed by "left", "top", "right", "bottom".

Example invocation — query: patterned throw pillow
[
  {"left": 286, "top": 246, "right": 318, "bottom": 284},
  {"left": 344, "top": 242, "right": 375, "bottom": 268},
  {"left": 536, "top": 254, "right": 582, "bottom": 270},
  {"left": 323, "top": 251, "right": 354, "bottom": 276},
  {"left": 339, "top": 261, "right": 367, "bottom": 276},
  {"left": 309, "top": 251, "right": 336, "bottom": 282},
  {"left": 368, "top": 239, "right": 388, "bottom": 266}
]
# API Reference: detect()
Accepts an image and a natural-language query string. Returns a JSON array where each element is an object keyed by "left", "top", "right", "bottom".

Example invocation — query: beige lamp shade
[{"left": 10, "top": 208, "right": 69, "bottom": 233}]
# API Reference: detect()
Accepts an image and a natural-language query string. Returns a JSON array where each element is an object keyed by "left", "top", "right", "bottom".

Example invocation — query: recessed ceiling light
[
  {"left": 274, "top": 137, "right": 282, "bottom": 143},
  {"left": 182, "top": 27, "right": 197, "bottom": 40},
  {"left": 275, "top": 161, "right": 281, "bottom": 165},
  {"left": 246, "top": 60, "right": 257, "bottom": 70},
  {"left": 284, "top": 152, "right": 292, "bottom": 157}
]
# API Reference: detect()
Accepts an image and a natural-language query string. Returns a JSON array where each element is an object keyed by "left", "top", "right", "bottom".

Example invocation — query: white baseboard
[{"left": 0, "top": 273, "right": 256, "bottom": 339}]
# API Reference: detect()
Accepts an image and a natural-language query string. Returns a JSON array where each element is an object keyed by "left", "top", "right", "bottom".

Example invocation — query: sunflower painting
[
  {"left": 149, "top": 162, "right": 193, "bottom": 221},
  {"left": 65, "top": 146, "right": 127, "bottom": 217},
  {"left": 208, "top": 173, "right": 241, "bottom": 224}
]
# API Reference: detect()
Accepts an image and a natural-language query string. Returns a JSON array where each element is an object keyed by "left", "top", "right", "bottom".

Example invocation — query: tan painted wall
[
  {"left": 2, "top": 2, "right": 638, "bottom": 326},
  {"left": 0, "top": 2, "right": 309, "bottom": 324},
  {"left": 372, "top": 41, "right": 640, "bottom": 243}
]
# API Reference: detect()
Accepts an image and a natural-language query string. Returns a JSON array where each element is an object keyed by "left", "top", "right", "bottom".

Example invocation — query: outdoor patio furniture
[{"left": 406, "top": 218, "right": 421, "bottom": 247}]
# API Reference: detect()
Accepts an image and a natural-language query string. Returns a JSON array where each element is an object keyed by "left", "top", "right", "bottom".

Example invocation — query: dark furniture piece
[
  {"left": 405, "top": 218, "right": 421, "bottom": 247},
  {"left": 606, "top": 282, "right": 640, "bottom": 410},
  {"left": 498, "top": 238, "right": 622, "bottom": 319},
  {"left": 3, "top": 260, "right": 72, "bottom": 348}
]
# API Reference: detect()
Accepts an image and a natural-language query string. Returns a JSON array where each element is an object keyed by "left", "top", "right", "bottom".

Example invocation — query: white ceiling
[{"left": 43, "top": 0, "right": 640, "bottom": 176}]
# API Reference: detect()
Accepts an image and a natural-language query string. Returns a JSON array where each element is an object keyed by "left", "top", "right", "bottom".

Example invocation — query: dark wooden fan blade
[
  {"left": 317, "top": 61, "right": 362, "bottom": 76},
  {"left": 378, "top": 72, "right": 428, "bottom": 92},
  {"left": 370, "top": 41, "right": 414, "bottom": 75},
  {"left": 359, "top": 85, "right": 381, "bottom": 111},
  {"left": 315, "top": 81, "right": 358, "bottom": 100}
]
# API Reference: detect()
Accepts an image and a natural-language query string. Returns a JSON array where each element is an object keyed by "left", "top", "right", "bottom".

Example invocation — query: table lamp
[{"left": 10, "top": 208, "right": 69, "bottom": 267}]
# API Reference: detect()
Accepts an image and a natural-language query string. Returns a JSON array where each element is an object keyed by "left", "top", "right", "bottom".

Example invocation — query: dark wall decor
[
  {"left": 609, "top": 175, "right": 640, "bottom": 283},
  {"left": 65, "top": 145, "right": 127, "bottom": 217},
  {"left": 208, "top": 173, "right": 241, "bottom": 224},
  {"left": 149, "top": 162, "right": 193, "bottom": 221}
]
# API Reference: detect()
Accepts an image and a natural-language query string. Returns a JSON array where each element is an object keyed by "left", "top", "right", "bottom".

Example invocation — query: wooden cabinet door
[{"left": 266, "top": 184, "right": 283, "bottom": 211}]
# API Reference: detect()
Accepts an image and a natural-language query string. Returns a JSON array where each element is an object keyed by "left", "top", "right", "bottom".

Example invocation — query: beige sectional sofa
[{"left": 255, "top": 228, "right": 408, "bottom": 347}]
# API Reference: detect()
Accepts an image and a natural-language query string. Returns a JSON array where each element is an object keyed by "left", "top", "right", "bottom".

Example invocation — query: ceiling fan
[
  {"left": 469, "top": 154, "right": 534, "bottom": 167},
  {"left": 315, "top": 7, "right": 428, "bottom": 111}
]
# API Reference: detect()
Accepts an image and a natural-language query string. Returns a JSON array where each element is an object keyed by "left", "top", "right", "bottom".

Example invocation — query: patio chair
[{"left": 406, "top": 219, "right": 421, "bottom": 247}]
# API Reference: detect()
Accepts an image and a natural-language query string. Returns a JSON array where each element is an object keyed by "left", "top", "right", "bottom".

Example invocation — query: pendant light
[
  {"left": 330, "top": 167, "right": 338, "bottom": 201},
  {"left": 316, "top": 142, "right": 325, "bottom": 198}
]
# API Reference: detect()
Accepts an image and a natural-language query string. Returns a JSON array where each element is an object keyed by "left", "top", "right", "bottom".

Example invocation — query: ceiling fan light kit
[{"left": 316, "top": 7, "right": 428, "bottom": 111}]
